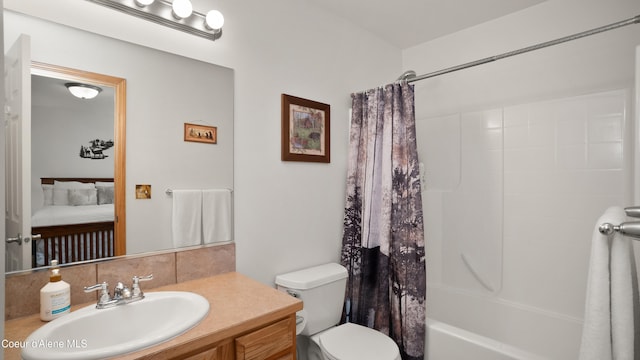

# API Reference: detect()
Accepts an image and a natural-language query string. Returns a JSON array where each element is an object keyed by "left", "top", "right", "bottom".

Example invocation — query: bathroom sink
[{"left": 21, "top": 291, "right": 210, "bottom": 360}]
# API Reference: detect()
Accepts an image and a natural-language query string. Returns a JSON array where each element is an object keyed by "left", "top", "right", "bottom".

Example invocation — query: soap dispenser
[{"left": 40, "top": 259, "right": 71, "bottom": 321}]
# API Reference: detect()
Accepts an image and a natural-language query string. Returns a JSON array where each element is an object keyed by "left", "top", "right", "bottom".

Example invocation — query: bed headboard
[{"left": 41, "top": 177, "right": 114, "bottom": 185}]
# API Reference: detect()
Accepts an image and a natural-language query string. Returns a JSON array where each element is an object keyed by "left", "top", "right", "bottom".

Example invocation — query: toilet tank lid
[{"left": 275, "top": 263, "right": 348, "bottom": 290}]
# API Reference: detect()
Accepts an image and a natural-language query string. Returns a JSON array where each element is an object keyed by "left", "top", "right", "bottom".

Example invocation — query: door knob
[
  {"left": 6, "top": 234, "right": 22, "bottom": 245},
  {"left": 6, "top": 233, "right": 39, "bottom": 245}
]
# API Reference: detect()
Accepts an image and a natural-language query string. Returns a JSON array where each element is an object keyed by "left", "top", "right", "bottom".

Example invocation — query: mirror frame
[{"left": 30, "top": 61, "right": 127, "bottom": 256}]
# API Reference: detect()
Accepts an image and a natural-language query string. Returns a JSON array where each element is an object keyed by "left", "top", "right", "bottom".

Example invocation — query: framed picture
[
  {"left": 281, "top": 94, "right": 330, "bottom": 163},
  {"left": 184, "top": 123, "right": 217, "bottom": 144}
]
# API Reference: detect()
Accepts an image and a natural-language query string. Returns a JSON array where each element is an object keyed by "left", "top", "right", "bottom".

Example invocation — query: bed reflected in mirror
[{"left": 32, "top": 178, "right": 115, "bottom": 267}]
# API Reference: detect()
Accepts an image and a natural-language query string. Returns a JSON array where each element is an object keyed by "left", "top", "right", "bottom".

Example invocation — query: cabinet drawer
[{"left": 236, "top": 317, "right": 294, "bottom": 360}]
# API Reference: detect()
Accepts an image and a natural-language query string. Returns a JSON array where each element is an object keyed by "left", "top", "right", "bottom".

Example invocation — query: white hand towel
[
  {"left": 202, "top": 189, "right": 232, "bottom": 244},
  {"left": 171, "top": 189, "right": 203, "bottom": 248},
  {"left": 579, "top": 206, "right": 639, "bottom": 360}
]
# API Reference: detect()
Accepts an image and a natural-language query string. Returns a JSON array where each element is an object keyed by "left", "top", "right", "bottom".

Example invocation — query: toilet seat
[{"left": 318, "top": 323, "right": 400, "bottom": 360}]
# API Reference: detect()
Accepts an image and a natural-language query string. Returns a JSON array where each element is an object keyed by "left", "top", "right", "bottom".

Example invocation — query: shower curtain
[{"left": 341, "top": 81, "right": 426, "bottom": 360}]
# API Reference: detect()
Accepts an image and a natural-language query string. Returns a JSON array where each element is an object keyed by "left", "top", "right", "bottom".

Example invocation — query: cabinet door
[
  {"left": 184, "top": 340, "right": 234, "bottom": 360},
  {"left": 235, "top": 316, "right": 295, "bottom": 360}
]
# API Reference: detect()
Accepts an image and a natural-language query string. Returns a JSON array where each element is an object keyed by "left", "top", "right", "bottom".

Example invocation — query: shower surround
[{"left": 417, "top": 89, "right": 631, "bottom": 359}]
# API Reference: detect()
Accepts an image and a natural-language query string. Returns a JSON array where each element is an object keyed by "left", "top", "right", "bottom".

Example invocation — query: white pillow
[
  {"left": 97, "top": 186, "right": 115, "bottom": 205},
  {"left": 53, "top": 189, "right": 70, "bottom": 205},
  {"left": 69, "top": 189, "right": 98, "bottom": 206},
  {"left": 54, "top": 180, "right": 95, "bottom": 189},
  {"left": 42, "top": 184, "right": 54, "bottom": 206}
]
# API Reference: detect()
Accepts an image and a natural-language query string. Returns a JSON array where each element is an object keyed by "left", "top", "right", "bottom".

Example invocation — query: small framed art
[{"left": 184, "top": 123, "right": 217, "bottom": 144}]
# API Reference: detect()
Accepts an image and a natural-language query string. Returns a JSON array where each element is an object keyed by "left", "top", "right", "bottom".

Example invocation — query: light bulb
[
  {"left": 172, "top": 0, "right": 193, "bottom": 19},
  {"left": 205, "top": 10, "right": 225, "bottom": 31},
  {"left": 134, "top": 0, "right": 154, "bottom": 6}
]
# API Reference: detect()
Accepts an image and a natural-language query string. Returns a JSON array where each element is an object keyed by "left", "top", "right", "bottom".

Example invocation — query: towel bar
[
  {"left": 599, "top": 221, "right": 640, "bottom": 239},
  {"left": 598, "top": 206, "right": 640, "bottom": 238},
  {"left": 165, "top": 188, "right": 233, "bottom": 195},
  {"left": 625, "top": 206, "right": 640, "bottom": 218}
]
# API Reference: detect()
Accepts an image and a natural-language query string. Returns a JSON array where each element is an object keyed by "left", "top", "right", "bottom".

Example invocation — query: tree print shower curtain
[{"left": 341, "top": 81, "right": 426, "bottom": 360}]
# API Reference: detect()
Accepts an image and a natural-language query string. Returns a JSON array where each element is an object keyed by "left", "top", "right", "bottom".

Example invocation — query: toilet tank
[{"left": 275, "top": 263, "right": 348, "bottom": 336}]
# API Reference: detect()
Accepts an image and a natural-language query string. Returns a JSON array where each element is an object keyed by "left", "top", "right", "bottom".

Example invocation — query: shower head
[{"left": 397, "top": 70, "right": 417, "bottom": 81}]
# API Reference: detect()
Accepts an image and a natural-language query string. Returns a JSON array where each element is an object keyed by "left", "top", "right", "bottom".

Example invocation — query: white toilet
[{"left": 275, "top": 263, "right": 401, "bottom": 360}]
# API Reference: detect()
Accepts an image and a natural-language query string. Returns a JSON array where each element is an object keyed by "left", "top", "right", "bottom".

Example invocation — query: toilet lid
[{"left": 319, "top": 323, "right": 400, "bottom": 360}]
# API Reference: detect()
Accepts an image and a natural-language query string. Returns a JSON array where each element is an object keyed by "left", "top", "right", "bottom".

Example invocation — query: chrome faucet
[
  {"left": 84, "top": 274, "right": 153, "bottom": 309},
  {"left": 113, "top": 282, "right": 131, "bottom": 300}
]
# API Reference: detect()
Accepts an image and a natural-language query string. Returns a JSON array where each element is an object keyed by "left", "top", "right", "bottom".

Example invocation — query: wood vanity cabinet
[
  {"left": 235, "top": 316, "right": 295, "bottom": 360},
  {"left": 182, "top": 315, "right": 296, "bottom": 360}
]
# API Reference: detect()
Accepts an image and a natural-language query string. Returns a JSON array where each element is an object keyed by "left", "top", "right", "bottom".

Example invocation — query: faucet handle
[
  {"left": 113, "top": 282, "right": 131, "bottom": 300},
  {"left": 133, "top": 274, "right": 153, "bottom": 283},
  {"left": 84, "top": 282, "right": 110, "bottom": 304},
  {"left": 132, "top": 274, "right": 153, "bottom": 298}
]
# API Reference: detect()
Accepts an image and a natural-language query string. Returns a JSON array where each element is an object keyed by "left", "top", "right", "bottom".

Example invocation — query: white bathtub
[
  {"left": 424, "top": 284, "right": 583, "bottom": 359},
  {"left": 426, "top": 319, "right": 547, "bottom": 360}
]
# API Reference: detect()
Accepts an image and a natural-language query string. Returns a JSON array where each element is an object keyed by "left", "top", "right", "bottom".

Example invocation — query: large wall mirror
[{"left": 5, "top": 9, "right": 234, "bottom": 273}]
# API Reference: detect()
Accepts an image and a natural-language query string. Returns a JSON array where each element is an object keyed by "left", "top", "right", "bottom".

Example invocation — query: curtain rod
[{"left": 405, "top": 14, "right": 640, "bottom": 83}]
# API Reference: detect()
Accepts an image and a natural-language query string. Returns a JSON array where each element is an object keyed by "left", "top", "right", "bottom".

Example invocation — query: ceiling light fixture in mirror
[
  {"left": 65, "top": 83, "right": 103, "bottom": 99},
  {"left": 87, "top": 0, "right": 224, "bottom": 41}
]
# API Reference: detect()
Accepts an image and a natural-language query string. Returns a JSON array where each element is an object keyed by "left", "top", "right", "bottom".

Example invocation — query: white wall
[
  {"left": 406, "top": 0, "right": 640, "bottom": 358},
  {"left": 4, "top": 0, "right": 402, "bottom": 284},
  {"left": 403, "top": 0, "right": 640, "bottom": 118}
]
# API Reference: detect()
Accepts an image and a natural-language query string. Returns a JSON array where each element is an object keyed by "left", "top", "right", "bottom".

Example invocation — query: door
[{"left": 5, "top": 34, "right": 32, "bottom": 271}]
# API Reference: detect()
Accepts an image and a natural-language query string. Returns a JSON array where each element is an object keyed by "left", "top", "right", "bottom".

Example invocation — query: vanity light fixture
[
  {"left": 87, "top": 0, "right": 224, "bottom": 41},
  {"left": 65, "top": 83, "right": 103, "bottom": 100}
]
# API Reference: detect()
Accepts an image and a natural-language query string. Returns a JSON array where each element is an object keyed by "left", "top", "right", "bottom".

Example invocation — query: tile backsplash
[{"left": 5, "top": 242, "right": 235, "bottom": 320}]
